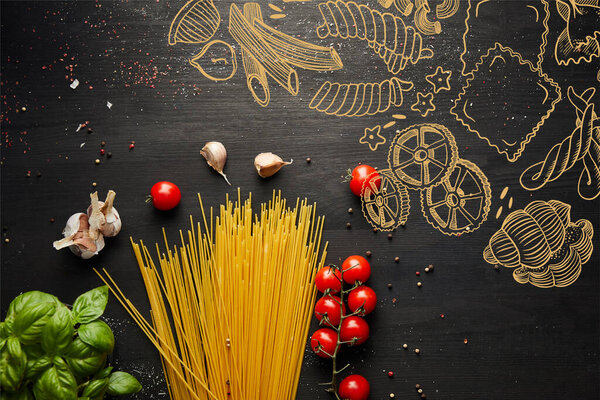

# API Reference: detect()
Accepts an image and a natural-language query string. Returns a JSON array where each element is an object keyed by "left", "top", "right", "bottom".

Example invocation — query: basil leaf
[
  {"left": 0, "top": 386, "right": 34, "bottom": 400},
  {"left": 11, "top": 302, "right": 56, "bottom": 345},
  {"left": 0, "top": 322, "right": 10, "bottom": 339},
  {"left": 64, "top": 338, "right": 106, "bottom": 379},
  {"left": 81, "top": 378, "right": 109, "bottom": 398},
  {"left": 93, "top": 366, "right": 113, "bottom": 379},
  {"left": 6, "top": 291, "right": 60, "bottom": 319},
  {"left": 41, "top": 305, "right": 73, "bottom": 355},
  {"left": 22, "top": 344, "right": 44, "bottom": 360},
  {"left": 106, "top": 371, "right": 142, "bottom": 395},
  {"left": 77, "top": 321, "right": 114, "bottom": 354},
  {"left": 32, "top": 359, "right": 77, "bottom": 400},
  {"left": 24, "top": 355, "right": 52, "bottom": 380},
  {"left": 0, "top": 337, "right": 27, "bottom": 392},
  {"left": 71, "top": 286, "right": 109, "bottom": 324}
]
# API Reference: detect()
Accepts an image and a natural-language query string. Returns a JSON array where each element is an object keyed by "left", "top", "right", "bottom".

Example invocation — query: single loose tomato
[
  {"left": 347, "top": 286, "right": 377, "bottom": 316},
  {"left": 310, "top": 328, "right": 337, "bottom": 358},
  {"left": 338, "top": 374, "right": 370, "bottom": 400},
  {"left": 341, "top": 255, "right": 371, "bottom": 284},
  {"left": 315, "top": 296, "right": 346, "bottom": 327},
  {"left": 349, "top": 165, "right": 379, "bottom": 196},
  {"left": 149, "top": 181, "right": 181, "bottom": 211},
  {"left": 340, "top": 316, "right": 369, "bottom": 346},
  {"left": 315, "top": 266, "right": 342, "bottom": 294}
]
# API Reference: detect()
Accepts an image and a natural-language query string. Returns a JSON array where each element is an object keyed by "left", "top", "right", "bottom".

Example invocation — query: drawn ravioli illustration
[
  {"left": 460, "top": 0, "right": 550, "bottom": 74},
  {"left": 483, "top": 200, "right": 594, "bottom": 288},
  {"left": 361, "top": 169, "right": 410, "bottom": 231},
  {"left": 420, "top": 159, "right": 491, "bottom": 236},
  {"left": 451, "top": 43, "right": 562, "bottom": 163}
]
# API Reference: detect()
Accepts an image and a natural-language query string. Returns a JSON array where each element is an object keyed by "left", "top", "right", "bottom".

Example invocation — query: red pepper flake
[
  {"left": 415, "top": 271, "right": 420, "bottom": 276},
  {"left": 100, "top": 149, "right": 105, "bottom": 155},
  {"left": 129, "top": 143, "right": 135, "bottom": 150},
  {"left": 387, "top": 371, "right": 394, "bottom": 377},
  {"left": 440, "top": 314, "right": 445, "bottom": 319}
]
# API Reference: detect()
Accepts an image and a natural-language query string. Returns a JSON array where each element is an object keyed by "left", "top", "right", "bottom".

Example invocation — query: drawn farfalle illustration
[
  {"left": 483, "top": 200, "right": 594, "bottom": 288},
  {"left": 520, "top": 86, "right": 600, "bottom": 201},
  {"left": 554, "top": 0, "right": 600, "bottom": 66}
]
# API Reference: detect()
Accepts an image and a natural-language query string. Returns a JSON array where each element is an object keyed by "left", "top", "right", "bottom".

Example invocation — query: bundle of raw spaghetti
[{"left": 96, "top": 190, "right": 327, "bottom": 400}]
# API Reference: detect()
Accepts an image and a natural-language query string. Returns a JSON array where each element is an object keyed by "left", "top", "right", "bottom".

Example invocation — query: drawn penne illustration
[
  {"left": 168, "top": 0, "right": 221, "bottom": 45},
  {"left": 451, "top": 43, "right": 561, "bottom": 163},
  {"left": 435, "top": 0, "right": 460, "bottom": 19},
  {"left": 459, "top": 0, "right": 549, "bottom": 75},
  {"left": 241, "top": 3, "right": 270, "bottom": 107},
  {"left": 520, "top": 86, "right": 600, "bottom": 201},
  {"left": 393, "top": 0, "right": 414, "bottom": 16},
  {"left": 483, "top": 200, "right": 594, "bottom": 288},
  {"left": 378, "top": 0, "right": 394, "bottom": 9},
  {"left": 189, "top": 40, "right": 237, "bottom": 82},
  {"left": 361, "top": 169, "right": 411, "bottom": 231},
  {"left": 414, "top": 0, "right": 441, "bottom": 35},
  {"left": 309, "top": 78, "right": 413, "bottom": 117},
  {"left": 316, "top": 0, "right": 434, "bottom": 74},
  {"left": 554, "top": 0, "right": 600, "bottom": 66}
]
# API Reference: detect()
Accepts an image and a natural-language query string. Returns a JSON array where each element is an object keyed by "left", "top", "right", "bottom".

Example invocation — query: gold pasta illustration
[
  {"left": 189, "top": 40, "right": 237, "bottom": 82},
  {"left": 520, "top": 86, "right": 600, "bottom": 201},
  {"left": 394, "top": 0, "right": 414, "bottom": 16},
  {"left": 388, "top": 123, "right": 458, "bottom": 190},
  {"left": 316, "top": 0, "right": 434, "bottom": 74},
  {"left": 554, "top": 0, "right": 600, "bottom": 66},
  {"left": 378, "top": 0, "right": 394, "bottom": 9},
  {"left": 483, "top": 200, "right": 595, "bottom": 288},
  {"left": 168, "top": 0, "right": 221, "bottom": 45},
  {"left": 360, "top": 125, "right": 386, "bottom": 151},
  {"left": 309, "top": 78, "right": 413, "bottom": 117},
  {"left": 414, "top": 0, "right": 441, "bottom": 35},
  {"left": 425, "top": 66, "right": 451, "bottom": 93},
  {"left": 451, "top": 43, "right": 561, "bottom": 162},
  {"left": 241, "top": 3, "right": 270, "bottom": 107},
  {"left": 436, "top": 0, "right": 460, "bottom": 19},
  {"left": 459, "top": 0, "right": 549, "bottom": 75},
  {"left": 420, "top": 158, "right": 491, "bottom": 236},
  {"left": 410, "top": 92, "right": 436, "bottom": 117},
  {"left": 361, "top": 169, "right": 410, "bottom": 231}
]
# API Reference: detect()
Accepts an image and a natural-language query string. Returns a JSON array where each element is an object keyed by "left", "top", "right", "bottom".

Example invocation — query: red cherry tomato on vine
[
  {"left": 349, "top": 165, "right": 379, "bottom": 196},
  {"left": 315, "top": 266, "right": 342, "bottom": 294},
  {"left": 314, "top": 296, "right": 346, "bottom": 327},
  {"left": 338, "top": 374, "right": 370, "bottom": 400},
  {"left": 310, "top": 328, "right": 337, "bottom": 359},
  {"left": 341, "top": 255, "right": 371, "bottom": 284},
  {"left": 340, "top": 316, "right": 369, "bottom": 346},
  {"left": 347, "top": 286, "right": 377, "bottom": 316},
  {"left": 149, "top": 181, "right": 181, "bottom": 211}
]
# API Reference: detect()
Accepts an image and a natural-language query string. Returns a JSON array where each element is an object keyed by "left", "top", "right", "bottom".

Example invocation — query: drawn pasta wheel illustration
[
  {"left": 361, "top": 169, "right": 410, "bottom": 231},
  {"left": 388, "top": 123, "right": 458, "bottom": 190},
  {"left": 420, "top": 159, "right": 491, "bottom": 236}
]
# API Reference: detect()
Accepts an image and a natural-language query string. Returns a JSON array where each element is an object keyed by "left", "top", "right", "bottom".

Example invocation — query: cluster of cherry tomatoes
[{"left": 310, "top": 255, "right": 377, "bottom": 400}]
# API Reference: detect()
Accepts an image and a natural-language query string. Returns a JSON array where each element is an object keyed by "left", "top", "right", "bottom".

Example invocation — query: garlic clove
[
  {"left": 87, "top": 190, "right": 122, "bottom": 237},
  {"left": 201, "top": 141, "right": 231, "bottom": 185},
  {"left": 88, "top": 192, "right": 105, "bottom": 240},
  {"left": 254, "top": 152, "right": 293, "bottom": 178}
]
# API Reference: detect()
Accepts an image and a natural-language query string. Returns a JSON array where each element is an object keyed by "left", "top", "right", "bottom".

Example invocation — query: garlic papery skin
[
  {"left": 254, "top": 152, "right": 293, "bottom": 178},
  {"left": 53, "top": 213, "right": 105, "bottom": 259},
  {"left": 87, "top": 190, "right": 121, "bottom": 237},
  {"left": 201, "top": 141, "right": 231, "bottom": 185}
]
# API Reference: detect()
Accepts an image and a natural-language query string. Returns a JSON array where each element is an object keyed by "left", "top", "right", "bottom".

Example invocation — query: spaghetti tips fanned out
[{"left": 96, "top": 191, "right": 327, "bottom": 400}]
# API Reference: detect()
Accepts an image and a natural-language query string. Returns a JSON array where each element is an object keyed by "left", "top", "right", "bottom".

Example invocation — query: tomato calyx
[{"left": 341, "top": 168, "right": 353, "bottom": 183}]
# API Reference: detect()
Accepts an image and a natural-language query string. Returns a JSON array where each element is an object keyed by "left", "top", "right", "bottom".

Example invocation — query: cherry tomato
[
  {"left": 310, "top": 328, "right": 337, "bottom": 359},
  {"left": 340, "top": 316, "right": 369, "bottom": 346},
  {"left": 347, "top": 286, "right": 377, "bottom": 316},
  {"left": 314, "top": 296, "right": 346, "bottom": 327},
  {"left": 338, "top": 374, "right": 370, "bottom": 400},
  {"left": 341, "top": 255, "right": 371, "bottom": 284},
  {"left": 315, "top": 266, "right": 342, "bottom": 294},
  {"left": 149, "top": 181, "right": 181, "bottom": 211},
  {"left": 349, "top": 165, "right": 379, "bottom": 196}
]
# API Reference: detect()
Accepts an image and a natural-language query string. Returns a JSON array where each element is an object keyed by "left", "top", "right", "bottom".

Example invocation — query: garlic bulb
[
  {"left": 201, "top": 141, "right": 231, "bottom": 185},
  {"left": 254, "top": 152, "right": 293, "bottom": 178},
  {"left": 53, "top": 213, "right": 105, "bottom": 259},
  {"left": 87, "top": 190, "right": 121, "bottom": 237}
]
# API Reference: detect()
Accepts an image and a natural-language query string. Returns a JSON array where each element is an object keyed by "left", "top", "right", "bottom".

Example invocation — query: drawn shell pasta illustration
[
  {"left": 420, "top": 159, "right": 491, "bottom": 235},
  {"left": 168, "top": 0, "right": 220, "bottom": 45},
  {"left": 483, "top": 200, "right": 595, "bottom": 288},
  {"left": 361, "top": 169, "right": 410, "bottom": 231},
  {"left": 316, "top": 0, "right": 434, "bottom": 74},
  {"left": 388, "top": 124, "right": 458, "bottom": 190}
]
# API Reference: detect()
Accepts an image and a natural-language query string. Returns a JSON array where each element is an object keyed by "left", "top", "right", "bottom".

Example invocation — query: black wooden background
[{"left": 2, "top": 1, "right": 599, "bottom": 399}]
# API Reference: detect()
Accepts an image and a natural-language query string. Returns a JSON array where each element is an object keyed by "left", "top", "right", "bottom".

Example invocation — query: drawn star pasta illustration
[
  {"left": 426, "top": 66, "right": 452, "bottom": 93},
  {"left": 483, "top": 200, "right": 594, "bottom": 288},
  {"left": 554, "top": 0, "right": 600, "bottom": 66},
  {"left": 361, "top": 169, "right": 410, "bottom": 231},
  {"left": 520, "top": 86, "right": 600, "bottom": 201},
  {"left": 451, "top": 43, "right": 561, "bottom": 163},
  {"left": 360, "top": 126, "right": 386, "bottom": 151},
  {"left": 420, "top": 159, "right": 491, "bottom": 236},
  {"left": 411, "top": 92, "right": 436, "bottom": 117}
]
